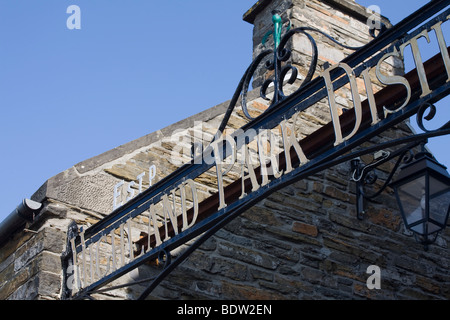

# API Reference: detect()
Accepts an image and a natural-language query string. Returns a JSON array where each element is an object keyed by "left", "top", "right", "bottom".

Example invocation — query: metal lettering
[
  {"left": 400, "top": 29, "right": 432, "bottom": 98},
  {"left": 239, "top": 143, "right": 260, "bottom": 199},
  {"left": 119, "top": 223, "right": 126, "bottom": 267},
  {"left": 147, "top": 204, "right": 162, "bottom": 250},
  {"left": 113, "top": 180, "right": 124, "bottom": 210},
  {"left": 89, "top": 246, "right": 94, "bottom": 285},
  {"left": 322, "top": 62, "right": 363, "bottom": 145},
  {"left": 180, "top": 181, "right": 188, "bottom": 231},
  {"left": 360, "top": 67, "right": 381, "bottom": 126},
  {"left": 95, "top": 235, "right": 103, "bottom": 280},
  {"left": 93, "top": 233, "right": 116, "bottom": 281},
  {"left": 126, "top": 218, "right": 134, "bottom": 262},
  {"left": 181, "top": 179, "right": 199, "bottom": 231},
  {"left": 279, "top": 115, "right": 308, "bottom": 173},
  {"left": 79, "top": 229, "right": 88, "bottom": 286},
  {"left": 430, "top": 19, "right": 450, "bottom": 82},
  {"left": 113, "top": 171, "right": 151, "bottom": 210},
  {"left": 137, "top": 172, "right": 145, "bottom": 193},
  {"left": 126, "top": 181, "right": 135, "bottom": 202},
  {"left": 375, "top": 47, "right": 412, "bottom": 116},
  {"left": 257, "top": 129, "right": 283, "bottom": 186},
  {"left": 110, "top": 229, "right": 117, "bottom": 272},
  {"left": 213, "top": 140, "right": 229, "bottom": 210},
  {"left": 215, "top": 135, "right": 237, "bottom": 210},
  {"left": 162, "top": 190, "right": 179, "bottom": 241},
  {"left": 149, "top": 165, "right": 156, "bottom": 186}
]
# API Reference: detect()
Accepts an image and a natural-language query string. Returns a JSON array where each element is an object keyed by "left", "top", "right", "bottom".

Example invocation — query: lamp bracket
[{"left": 351, "top": 143, "right": 419, "bottom": 220}]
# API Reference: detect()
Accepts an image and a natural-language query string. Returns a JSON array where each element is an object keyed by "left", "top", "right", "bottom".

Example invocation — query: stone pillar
[{"left": 243, "top": 0, "right": 401, "bottom": 92}]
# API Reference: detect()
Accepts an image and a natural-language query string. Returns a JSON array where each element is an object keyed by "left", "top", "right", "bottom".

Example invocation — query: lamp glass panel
[
  {"left": 429, "top": 175, "right": 450, "bottom": 226},
  {"left": 397, "top": 175, "right": 426, "bottom": 234}
]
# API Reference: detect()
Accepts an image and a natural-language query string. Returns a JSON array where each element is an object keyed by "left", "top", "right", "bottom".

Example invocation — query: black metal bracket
[
  {"left": 61, "top": 220, "right": 79, "bottom": 300},
  {"left": 351, "top": 100, "right": 450, "bottom": 220},
  {"left": 241, "top": 26, "right": 366, "bottom": 121},
  {"left": 350, "top": 145, "right": 415, "bottom": 220},
  {"left": 209, "top": 14, "right": 377, "bottom": 146}
]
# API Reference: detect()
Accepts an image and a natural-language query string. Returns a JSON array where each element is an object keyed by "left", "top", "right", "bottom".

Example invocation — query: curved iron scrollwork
[
  {"left": 240, "top": 11, "right": 387, "bottom": 121},
  {"left": 416, "top": 102, "right": 450, "bottom": 133},
  {"left": 211, "top": 11, "right": 386, "bottom": 143},
  {"left": 158, "top": 248, "right": 172, "bottom": 268},
  {"left": 259, "top": 27, "right": 364, "bottom": 109}
]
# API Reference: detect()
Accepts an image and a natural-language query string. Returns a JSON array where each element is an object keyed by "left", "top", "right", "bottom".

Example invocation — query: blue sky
[{"left": 0, "top": 0, "right": 448, "bottom": 222}]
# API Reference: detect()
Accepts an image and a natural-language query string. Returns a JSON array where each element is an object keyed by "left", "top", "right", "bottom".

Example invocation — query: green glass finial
[
  {"left": 272, "top": 12, "right": 282, "bottom": 49},
  {"left": 261, "top": 11, "right": 287, "bottom": 50}
]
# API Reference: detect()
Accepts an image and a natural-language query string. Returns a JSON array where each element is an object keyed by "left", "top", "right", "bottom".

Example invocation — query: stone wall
[{"left": 0, "top": 223, "right": 65, "bottom": 300}]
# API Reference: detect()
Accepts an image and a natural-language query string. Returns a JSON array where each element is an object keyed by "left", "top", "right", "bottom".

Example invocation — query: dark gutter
[{"left": 0, "top": 199, "right": 42, "bottom": 246}]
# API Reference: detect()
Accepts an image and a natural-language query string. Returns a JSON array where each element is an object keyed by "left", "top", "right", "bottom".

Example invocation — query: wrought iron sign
[{"left": 62, "top": 0, "right": 450, "bottom": 300}]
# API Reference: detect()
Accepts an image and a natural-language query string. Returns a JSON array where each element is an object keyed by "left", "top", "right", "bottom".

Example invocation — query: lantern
[{"left": 391, "top": 150, "right": 450, "bottom": 249}]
